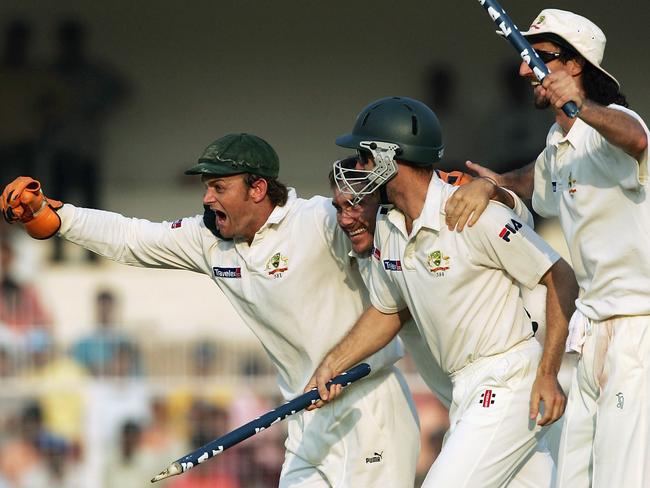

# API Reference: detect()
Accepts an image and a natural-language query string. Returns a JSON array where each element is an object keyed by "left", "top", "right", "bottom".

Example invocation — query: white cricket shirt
[
  {"left": 355, "top": 247, "right": 452, "bottom": 407},
  {"left": 57, "top": 189, "right": 403, "bottom": 399},
  {"left": 532, "top": 105, "right": 650, "bottom": 320},
  {"left": 368, "top": 176, "right": 560, "bottom": 375}
]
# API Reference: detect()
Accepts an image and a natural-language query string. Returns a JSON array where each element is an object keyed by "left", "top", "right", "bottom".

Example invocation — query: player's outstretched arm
[
  {"left": 1, "top": 177, "right": 63, "bottom": 239},
  {"left": 444, "top": 161, "right": 535, "bottom": 232},
  {"left": 529, "top": 258, "right": 578, "bottom": 426},
  {"left": 305, "top": 306, "right": 408, "bottom": 410}
]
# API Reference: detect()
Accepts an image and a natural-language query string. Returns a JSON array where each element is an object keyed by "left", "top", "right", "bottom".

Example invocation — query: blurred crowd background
[{"left": 0, "top": 0, "right": 646, "bottom": 486}]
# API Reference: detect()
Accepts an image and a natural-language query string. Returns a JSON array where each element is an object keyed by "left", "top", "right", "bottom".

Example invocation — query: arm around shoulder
[{"left": 444, "top": 162, "right": 535, "bottom": 232}]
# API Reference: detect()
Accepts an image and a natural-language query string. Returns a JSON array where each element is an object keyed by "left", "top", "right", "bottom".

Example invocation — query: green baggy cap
[{"left": 185, "top": 133, "right": 279, "bottom": 178}]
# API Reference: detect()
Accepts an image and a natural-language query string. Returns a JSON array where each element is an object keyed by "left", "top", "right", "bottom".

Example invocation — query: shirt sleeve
[
  {"left": 367, "top": 221, "right": 407, "bottom": 313},
  {"left": 57, "top": 204, "right": 213, "bottom": 274},
  {"left": 499, "top": 189, "right": 534, "bottom": 228},
  {"left": 591, "top": 105, "right": 649, "bottom": 190},
  {"left": 464, "top": 202, "right": 561, "bottom": 290}
]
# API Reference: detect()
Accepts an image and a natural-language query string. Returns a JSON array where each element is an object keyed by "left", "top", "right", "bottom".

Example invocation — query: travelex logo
[
  {"left": 499, "top": 219, "right": 523, "bottom": 242},
  {"left": 383, "top": 260, "right": 402, "bottom": 272},
  {"left": 213, "top": 267, "right": 242, "bottom": 279}
]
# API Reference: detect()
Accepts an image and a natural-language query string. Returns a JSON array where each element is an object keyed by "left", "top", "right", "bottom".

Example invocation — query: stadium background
[{"left": 0, "top": 0, "right": 646, "bottom": 486}]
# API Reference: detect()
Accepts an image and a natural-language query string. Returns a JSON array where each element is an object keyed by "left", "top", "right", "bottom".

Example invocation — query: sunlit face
[
  {"left": 520, "top": 41, "right": 566, "bottom": 109},
  {"left": 331, "top": 187, "right": 380, "bottom": 255},
  {"left": 202, "top": 174, "right": 256, "bottom": 240}
]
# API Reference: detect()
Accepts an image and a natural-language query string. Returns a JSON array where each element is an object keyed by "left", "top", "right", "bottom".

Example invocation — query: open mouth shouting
[{"left": 214, "top": 209, "right": 227, "bottom": 226}]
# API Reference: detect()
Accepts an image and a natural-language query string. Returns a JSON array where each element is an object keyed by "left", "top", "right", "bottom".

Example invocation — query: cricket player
[
  {"left": 0, "top": 133, "right": 419, "bottom": 487},
  {"left": 309, "top": 96, "right": 579, "bottom": 487},
  {"left": 444, "top": 9, "right": 650, "bottom": 487},
  {"left": 330, "top": 159, "right": 564, "bottom": 486}
]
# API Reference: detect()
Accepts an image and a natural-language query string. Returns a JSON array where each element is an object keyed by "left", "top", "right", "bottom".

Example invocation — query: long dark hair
[
  {"left": 530, "top": 33, "right": 629, "bottom": 107},
  {"left": 553, "top": 41, "right": 629, "bottom": 107},
  {"left": 580, "top": 62, "right": 629, "bottom": 107}
]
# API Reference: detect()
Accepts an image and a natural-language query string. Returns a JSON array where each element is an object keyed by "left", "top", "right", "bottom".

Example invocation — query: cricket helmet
[
  {"left": 336, "top": 96, "right": 444, "bottom": 166},
  {"left": 333, "top": 96, "right": 444, "bottom": 204}
]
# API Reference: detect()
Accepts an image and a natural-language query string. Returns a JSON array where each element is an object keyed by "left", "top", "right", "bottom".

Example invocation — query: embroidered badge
[
  {"left": 427, "top": 250, "right": 450, "bottom": 276},
  {"left": 171, "top": 219, "right": 183, "bottom": 229},
  {"left": 499, "top": 219, "right": 523, "bottom": 242},
  {"left": 265, "top": 252, "right": 289, "bottom": 278},
  {"left": 568, "top": 172, "right": 577, "bottom": 195},
  {"left": 479, "top": 389, "right": 496, "bottom": 408}
]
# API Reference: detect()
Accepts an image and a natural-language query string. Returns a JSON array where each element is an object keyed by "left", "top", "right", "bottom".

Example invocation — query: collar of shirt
[
  {"left": 386, "top": 174, "right": 444, "bottom": 238},
  {"left": 265, "top": 187, "right": 297, "bottom": 226},
  {"left": 548, "top": 116, "right": 590, "bottom": 149},
  {"left": 348, "top": 249, "right": 370, "bottom": 259},
  {"left": 234, "top": 188, "right": 297, "bottom": 245}
]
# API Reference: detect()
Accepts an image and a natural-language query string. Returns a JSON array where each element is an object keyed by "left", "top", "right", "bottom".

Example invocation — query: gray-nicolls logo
[
  {"left": 616, "top": 392, "right": 624, "bottom": 410},
  {"left": 365, "top": 451, "right": 383, "bottom": 464}
]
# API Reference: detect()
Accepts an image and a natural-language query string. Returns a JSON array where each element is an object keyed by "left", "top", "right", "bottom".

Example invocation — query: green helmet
[
  {"left": 336, "top": 96, "right": 444, "bottom": 166},
  {"left": 333, "top": 97, "right": 444, "bottom": 204}
]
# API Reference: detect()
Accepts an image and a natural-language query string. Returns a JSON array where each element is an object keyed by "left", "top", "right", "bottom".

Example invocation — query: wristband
[{"left": 480, "top": 176, "right": 498, "bottom": 187}]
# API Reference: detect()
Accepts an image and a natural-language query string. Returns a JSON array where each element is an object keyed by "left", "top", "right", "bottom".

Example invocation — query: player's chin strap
[
  {"left": 378, "top": 185, "right": 391, "bottom": 205},
  {"left": 333, "top": 141, "right": 399, "bottom": 206}
]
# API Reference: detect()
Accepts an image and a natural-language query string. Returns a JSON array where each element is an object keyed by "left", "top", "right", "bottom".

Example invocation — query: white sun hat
[{"left": 518, "top": 9, "right": 619, "bottom": 87}]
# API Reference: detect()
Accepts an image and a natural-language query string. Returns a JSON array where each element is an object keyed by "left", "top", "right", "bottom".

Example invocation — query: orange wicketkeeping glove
[
  {"left": 1, "top": 177, "right": 63, "bottom": 239},
  {"left": 435, "top": 169, "right": 473, "bottom": 187}
]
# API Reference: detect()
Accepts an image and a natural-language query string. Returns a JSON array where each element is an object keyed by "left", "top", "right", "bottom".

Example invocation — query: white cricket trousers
[
  {"left": 422, "top": 339, "right": 552, "bottom": 488},
  {"left": 279, "top": 366, "right": 419, "bottom": 488},
  {"left": 557, "top": 315, "right": 650, "bottom": 488}
]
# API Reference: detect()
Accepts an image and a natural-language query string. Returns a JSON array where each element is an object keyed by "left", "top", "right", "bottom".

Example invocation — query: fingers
[
  {"left": 454, "top": 207, "right": 474, "bottom": 232},
  {"left": 529, "top": 389, "right": 540, "bottom": 421},
  {"left": 530, "top": 380, "right": 567, "bottom": 426},
  {"left": 444, "top": 178, "right": 493, "bottom": 231},
  {"left": 445, "top": 195, "right": 472, "bottom": 231},
  {"left": 540, "top": 390, "right": 567, "bottom": 426},
  {"left": 304, "top": 365, "right": 343, "bottom": 411},
  {"left": 465, "top": 160, "right": 482, "bottom": 175},
  {"left": 467, "top": 200, "right": 488, "bottom": 228},
  {"left": 542, "top": 73, "right": 583, "bottom": 112},
  {"left": 305, "top": 383, "right": 342, "bottom": 411},
  {"left": 465, "top": 161, "right": 497, "bottom": 180},
  {"left": 316, "top": 374, "right": 330, "bottom": 403},
  {"left": 1, "top": 177, "right": 43, "bottom": 223}
]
